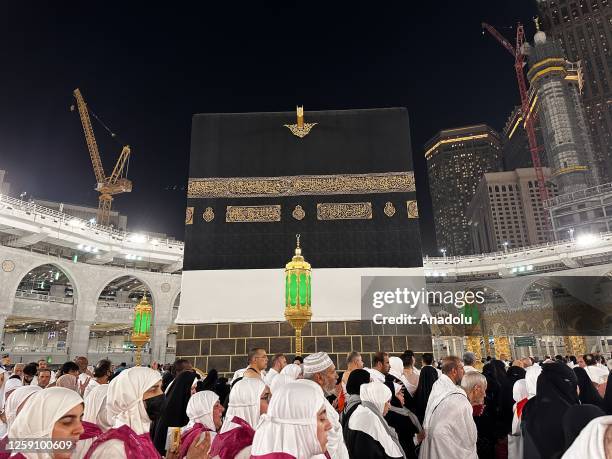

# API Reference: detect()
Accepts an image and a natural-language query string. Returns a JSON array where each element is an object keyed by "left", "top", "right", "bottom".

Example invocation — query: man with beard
[
  {"left": 297, "top": 352, "right": 349, "bottom": 459},
  {"left": 420, "top": 356, "right": 477, "bottom": 459}
]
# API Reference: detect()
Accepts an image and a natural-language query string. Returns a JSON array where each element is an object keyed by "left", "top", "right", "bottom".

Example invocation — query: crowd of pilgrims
[{"left": 1, "top": 350, "right": 612, "bottom": 458}]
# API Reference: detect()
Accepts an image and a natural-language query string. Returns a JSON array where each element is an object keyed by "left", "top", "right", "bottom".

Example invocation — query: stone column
[
  {"left": 150, "top": 323, "right": 170, "bottom": 365},
  {"left": 0, "top": 314, "right": 7, "bottom": 348},
  {"left": 66, "top": 320, "right": 91, "bottom": 359},
  {"left": 544, "top": 337, "right": 551, "bottom": 357},
  {"left": 551, "top": 337, "right": 558, "bottom": 356}
]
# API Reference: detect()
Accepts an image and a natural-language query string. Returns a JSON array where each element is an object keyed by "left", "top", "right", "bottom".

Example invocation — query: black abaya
[
  {"left": 522, "top": 362, "right": 580, "bottom": 459},
  {"left": 152, "top": 370, "right": 197, "bottom": 455}
]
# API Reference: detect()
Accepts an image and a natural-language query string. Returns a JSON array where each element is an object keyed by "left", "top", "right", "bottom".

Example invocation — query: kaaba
[{"left": 176, "top": 107, "right": 431, "bottom": 374}]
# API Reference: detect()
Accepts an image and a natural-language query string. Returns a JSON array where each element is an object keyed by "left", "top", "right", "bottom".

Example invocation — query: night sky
[{"left": 0, "top": 1, "right": 538, "bottom": 255}]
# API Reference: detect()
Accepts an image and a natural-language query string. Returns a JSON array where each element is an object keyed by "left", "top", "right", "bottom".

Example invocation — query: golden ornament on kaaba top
[
  {"left": 284, "top": 106, "right": 317, "bottom": 138},
  {"left": 284, "top": 234, "right": 312, "bottom": 355},
  {"left": 203, "top": 207, "right": 215, "bottom": 222},
  {"left": 292, "top": 205, "right": 306, "bottom": 220},
  {"left": 384, "top": 202, "right": 396, "bottom": 217}
]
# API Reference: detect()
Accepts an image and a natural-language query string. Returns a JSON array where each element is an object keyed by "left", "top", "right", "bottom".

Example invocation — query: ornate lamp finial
[
  {"left": 534, "top": 16, "right": 541, "bottom": 31},
  {"left": 284, "top": 106, "right": 317, "bottom": 138}
]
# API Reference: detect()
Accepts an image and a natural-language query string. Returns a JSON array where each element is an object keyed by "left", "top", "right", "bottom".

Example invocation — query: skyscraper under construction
[
  {"left": 527, "top": 25, "right": 599, "bottom": 193},
  {"left": 536, "top": 0, "right": 612, "bottom": 182}
]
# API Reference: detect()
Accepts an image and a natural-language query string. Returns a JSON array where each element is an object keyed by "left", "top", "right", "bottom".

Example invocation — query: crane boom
[
  {"left": 73, "top": 89, "right": 106, "bottom": 187},
  {"left": 72, "top": 88, "right": 133, "bottom": 227},
  {"left": 481, "top": 23, "right": 516, "bottom": 58}
]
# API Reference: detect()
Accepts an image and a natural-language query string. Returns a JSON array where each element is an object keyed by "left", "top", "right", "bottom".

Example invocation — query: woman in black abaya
[
  {"left": 573, "top": 366, "right": 604, "bottom": 408},
  {"left": 412, "top": 366, "right": 438, "bottom": 423},
  {"left": 152, "top": 369, "right": 197, "bottom": 455},
  {"left": 521, "top": 362, "right": 580, "bottom": 459}
]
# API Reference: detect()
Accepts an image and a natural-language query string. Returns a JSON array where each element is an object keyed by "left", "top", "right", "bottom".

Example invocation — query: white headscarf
[
  {"left": 360, "top": 381, "right": 390, "bottom": 414},
  {"left": 525, "top": 364, "right": 542, "bottom": 399},
  {"left": 513, "top": 379, "right": 528, "bottom": 404},
  {"left": 270, "top": 374, "right": 294, "bottom": 394},
  {"left": 562, "top": 415, "right": 612, "bottom": 459},
  {"left": 280, "top": 364, "right": 302, "bottom": 379},
  {"left": 388, "top": 357, "right": 403, "bottom": 381},
  {"left": 4, "top": 385, "right": 42, "bottom": 432},
  {"left": 73, "top": 384, "right": 111, "bottom": 459},
  {"left": 9, "top": 387, "right": 83, "bottom": 459},
  {"left": 2, "top": 377, "right": 23, "bottom": 408},
  {"left": 106, "top": 366, "right": 161, "bottom": 435},
  {"left": 250, "top": 382, "right": 325, "bottom": 459},
  {"left": 184, "top": 390, "right": 219, "bottom": 431},
  {"left": 0, "top": 368, "right": 8, "bottom": 405},
  {"left": 220, "top": 378, "right": 266, "bottom": 433},
  {"left": 83, "top": 384, "right": 111, "bottom": 430},
  {"left": 348, "top": 382, "right": 405, "bottom": 458}
]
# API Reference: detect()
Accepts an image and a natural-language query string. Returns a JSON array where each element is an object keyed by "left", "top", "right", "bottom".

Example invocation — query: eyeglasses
[{"left": 256, "top": 356, "right": 268, "bottom": 360}]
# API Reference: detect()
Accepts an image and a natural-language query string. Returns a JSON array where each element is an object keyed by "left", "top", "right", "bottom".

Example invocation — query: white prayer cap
[
  {"left": 360, "top": 381, "right": 391, "bottom": 415},
  {"left": 302, "top": 352, "right": 333, "bottom": 376}
]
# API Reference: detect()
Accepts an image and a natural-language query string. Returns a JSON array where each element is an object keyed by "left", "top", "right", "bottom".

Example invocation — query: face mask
[{"left": 144, "top": 394, "right": 165, "bottom": 421}]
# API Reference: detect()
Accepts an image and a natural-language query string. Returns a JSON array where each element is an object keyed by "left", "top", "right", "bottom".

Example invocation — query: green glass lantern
[
  {"left": 131, "top": 294, "right": 153, "bottom": 366},
  {"left": 284, "top": 234, "right": 312, "bottom": 355}
]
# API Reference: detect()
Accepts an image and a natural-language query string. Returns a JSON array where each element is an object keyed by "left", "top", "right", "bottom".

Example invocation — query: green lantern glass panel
[
  {"left": 145, "top": 310, "right": 152, "bottom": 334},
  {"left": 133, "top": 311, "right": 141, "bottom": 334},
  {"left": 299, "top": 273, "right": 307, "bottom": 306},
  {"left": 285, "top": 275, "right": 288, "bottom": 305},
  {"left": 306, "top": 275, "right": 311, "bottom": 305},
  {"left": 289, "top": 273, "right": 298, "bottom": 307}
]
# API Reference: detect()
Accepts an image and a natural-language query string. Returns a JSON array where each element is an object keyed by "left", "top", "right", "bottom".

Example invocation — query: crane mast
[
  {"left": 72, "top": 88, "right": 132, "bottom": 226},
  {"left": 482, "top": 22, "right": 550, "bottom": 234}
]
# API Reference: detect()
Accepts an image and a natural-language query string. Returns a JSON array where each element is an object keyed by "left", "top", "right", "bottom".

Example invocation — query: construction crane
[
  {"left": 72, "top": 88, "right": 132, "bottom": 226},
  {"left": 482, "top": 22, "right": 550, "bottom": 228}
]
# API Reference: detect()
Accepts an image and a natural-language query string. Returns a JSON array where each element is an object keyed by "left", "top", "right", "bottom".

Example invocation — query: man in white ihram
[
  {"left": 296, "top": 352, "right": 349, "bottom": 459},
  {"left": 420, "top": 356, "right": 478, "bottom": 459}
]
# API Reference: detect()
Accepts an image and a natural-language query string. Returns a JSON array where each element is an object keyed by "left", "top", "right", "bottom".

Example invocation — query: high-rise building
[
  {"left": 467, "top": 168, "right": 558, "bottom": 253},
  {"left": 536, "top": 0, "right": 612, "bottom": 181},
  {"left": 527, "top": 25, "right": 599, "bottom": 194},
  {"left": 0, "top": 170, "right": 10, "bottom": 196},
  {"left": 502, "top": 106, "right": 547, "bottom": 171},
  {"left": 425, "top": 124, "right": 502, "bottom": 256}
]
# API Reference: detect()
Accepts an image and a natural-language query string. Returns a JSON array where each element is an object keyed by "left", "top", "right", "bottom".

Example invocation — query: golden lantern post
[
  {"left": 131, "top": 294, "right": 153, "bottom": 366},
  {"left": 284, "top": 234, "right": 312, "bottom": 355}
]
